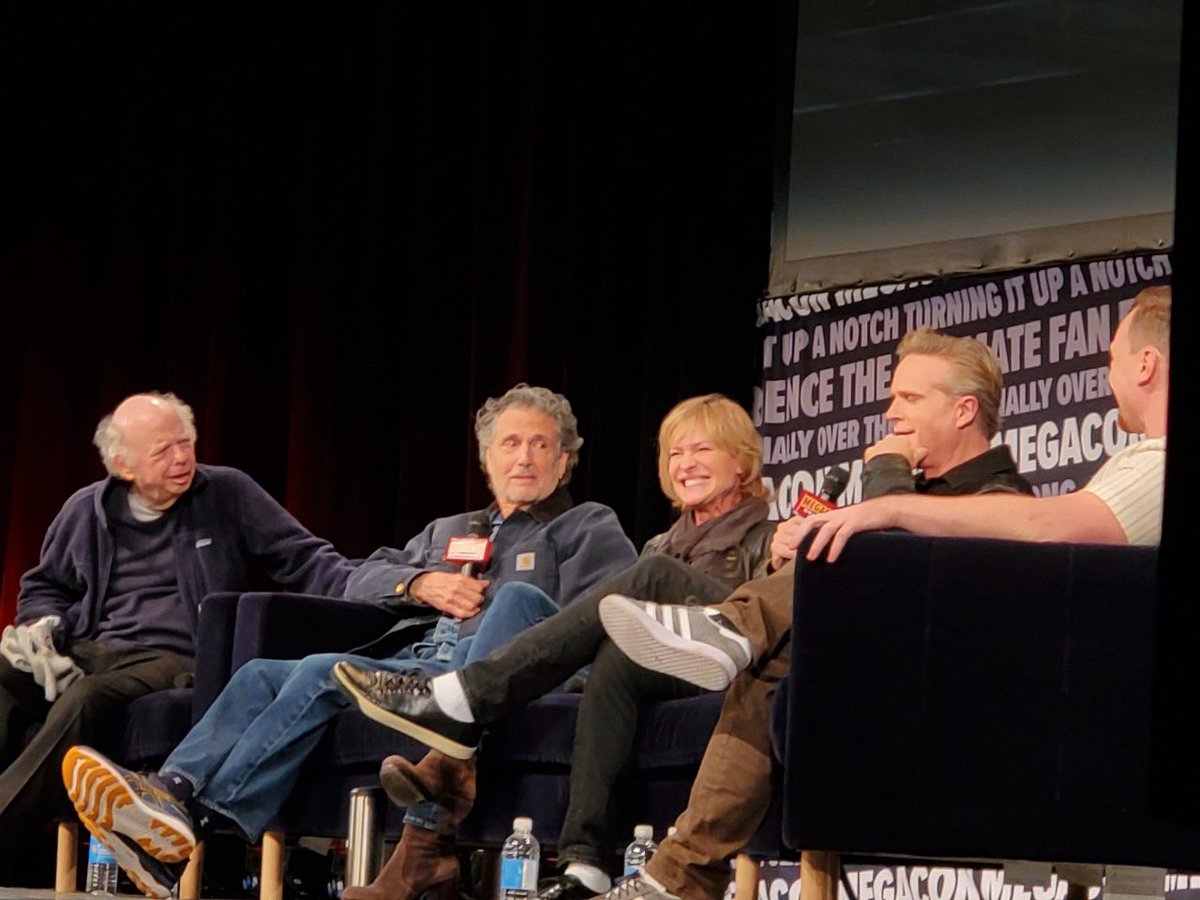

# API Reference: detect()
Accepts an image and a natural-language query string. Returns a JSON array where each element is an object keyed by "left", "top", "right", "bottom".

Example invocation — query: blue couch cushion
[
  {"left": 304, "top": 691, "right": 725, "bottom": 772},
  {"left": 111, "top": 687, "right": 195, "bottom": 769},
  {"left": 280, "top": 690, "right": 731, "bottom": 845}
]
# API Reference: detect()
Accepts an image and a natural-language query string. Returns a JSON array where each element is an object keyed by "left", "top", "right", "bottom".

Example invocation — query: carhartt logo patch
[{"left": 515, "top": 553, "right": 536, "bottom": 571}]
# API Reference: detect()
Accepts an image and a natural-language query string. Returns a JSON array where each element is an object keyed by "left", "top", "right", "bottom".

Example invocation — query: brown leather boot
[
  {"left": 342, "top": 752, "right": 478, "bottom": 900},
  {"left": 379, "top": 750, "right": 477, "bottom": 825},
  {"left": 341, "top": 824, "right": 459, "bottom": 900}
]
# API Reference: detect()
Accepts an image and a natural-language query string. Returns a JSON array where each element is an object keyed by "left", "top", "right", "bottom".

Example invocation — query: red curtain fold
[{"left": 0, "top": 3, "right": 780, "bottom": 624}]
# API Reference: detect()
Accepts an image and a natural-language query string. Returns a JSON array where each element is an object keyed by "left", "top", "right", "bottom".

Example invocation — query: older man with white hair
[{"left": 0, "top": 392, "right": 354, "bottom": 869}]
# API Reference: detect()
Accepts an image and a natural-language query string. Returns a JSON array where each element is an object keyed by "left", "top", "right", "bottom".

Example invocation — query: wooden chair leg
[
  {"left": 800, "top": 850, "right": 840, "bottom": 900},
  {"left": 179, "top": 839, "right": 205, "bottom": 899},
  {"left": 260, "top": 831, "right": 285, "bottom": 900},
  {"left": 735, "top": 853, "right": 761, "bottom": 900},
  {"left": 55, "top": 820, "right": 79, "bottom": 893}
]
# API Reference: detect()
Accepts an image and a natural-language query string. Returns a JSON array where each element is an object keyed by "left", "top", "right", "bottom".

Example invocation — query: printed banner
[
  {"left": 727, "top": 862, "right": 1200, "bottom": 900},
  {"left": 752, "top": 252, "right": 1172, "bottom": 520}
]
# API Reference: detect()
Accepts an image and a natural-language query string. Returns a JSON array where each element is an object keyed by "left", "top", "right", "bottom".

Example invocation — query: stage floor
[{"left": 0, "top": 892, "right": 245, "bottom": 900}]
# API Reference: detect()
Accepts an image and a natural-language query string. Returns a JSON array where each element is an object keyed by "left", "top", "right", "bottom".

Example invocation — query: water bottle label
[
  {"left": 500, "top": 858, "right": 538, "bottom": 892},
  {"left": 86, "top": 835, "right": 119, "bottom": 895},
  {"left": 624, "top": 864, "right": 642, "bottom": 878},
  {"left": 87, "top": 838, "right": 117, "bottom": 865}
]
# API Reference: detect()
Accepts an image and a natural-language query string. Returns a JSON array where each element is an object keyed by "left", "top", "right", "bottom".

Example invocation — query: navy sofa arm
[
  {"left": 780, "top": 531, "right": 1197, "bottom": 869},
  {"left": 192, "top": 592, "right": 244, "bottom": 721},
  {"left": 230, "top": 592, "right": 408, "bottom": 670}
]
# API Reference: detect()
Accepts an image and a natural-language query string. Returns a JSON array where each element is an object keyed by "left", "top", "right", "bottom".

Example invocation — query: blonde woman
[{"left": 336, "top": 395, "right": 774, "bottom": 900}]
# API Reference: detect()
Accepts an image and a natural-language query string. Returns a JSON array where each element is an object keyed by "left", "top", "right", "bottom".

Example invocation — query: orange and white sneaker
[{"left": 62, "top": 745, "right": 193, "bottom": 897}]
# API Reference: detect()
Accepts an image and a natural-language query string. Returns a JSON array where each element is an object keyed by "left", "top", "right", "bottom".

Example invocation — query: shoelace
[
  {"left": 610, "top": 876, "right": 657, "bottom": 900},
  {"left": 370, "top": 668, "right": 431, "bottom": 700},
  {"left": 130, "top": 770, "right": 178, "bottom": 807}
]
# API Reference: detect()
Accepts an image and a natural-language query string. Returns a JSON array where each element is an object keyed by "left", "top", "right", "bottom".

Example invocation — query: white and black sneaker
[
  {"left": 591, "top": 873, "right": 681, "bottom": 900},
  {"left": 598, "top": 595, "right": 753, "bottom": 691}
]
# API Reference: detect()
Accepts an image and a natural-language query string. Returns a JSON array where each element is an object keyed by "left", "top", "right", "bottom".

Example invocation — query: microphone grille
[{"left": 819, "top": 466, "right": 851, "bottom": 502}]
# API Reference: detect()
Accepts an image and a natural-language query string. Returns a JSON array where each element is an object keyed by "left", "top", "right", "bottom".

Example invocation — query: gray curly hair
[
  {"left": 93, "top": 392, "right": 197, "bottom": 476},
  {"left": 475, "top": 384, "right": 582, "bottom": 484}
]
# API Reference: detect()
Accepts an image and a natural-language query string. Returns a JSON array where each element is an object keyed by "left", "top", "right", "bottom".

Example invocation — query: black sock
[{"left": 191, "top": 801, "right": 243, "bottom": 840}]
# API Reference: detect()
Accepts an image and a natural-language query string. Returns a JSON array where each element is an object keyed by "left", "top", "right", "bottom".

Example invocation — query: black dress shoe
[
  {"left": 332, "top": 662, "right": 481, "bottom": 758},
  {"left": 537, "top": 873, "right": 597, "bottom": 900}
]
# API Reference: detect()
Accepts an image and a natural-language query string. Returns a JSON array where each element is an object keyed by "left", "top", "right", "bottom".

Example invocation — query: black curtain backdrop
[{"left": 0, "top": 4, "right": 788, "bottom": 623}]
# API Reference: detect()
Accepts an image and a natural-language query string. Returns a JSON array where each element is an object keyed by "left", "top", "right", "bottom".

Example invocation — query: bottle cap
[
  {"left": 513, "top": 816, "right": 533, "bottom": 832},
  {"left": 634, "top": 824, "right": 653, "bottom": 840}
]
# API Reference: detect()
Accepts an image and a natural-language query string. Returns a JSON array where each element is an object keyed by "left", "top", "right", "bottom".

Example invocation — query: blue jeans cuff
[{"left": 402, "top": 800, "right": 443, "bottom": 831}]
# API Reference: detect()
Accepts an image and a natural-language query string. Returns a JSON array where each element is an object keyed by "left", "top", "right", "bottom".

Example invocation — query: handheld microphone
[
  {"left": 466, "top": 511, "right": 492, "bottom": 538},
  {"left": 818, "top": 466, "right": 851, "bottom": 503},
  {"left": 444, "top": 512, "right": 494, "bottom": 578},
  {"left": 792, "top": 465, "right": 851, "bottom": 517}
]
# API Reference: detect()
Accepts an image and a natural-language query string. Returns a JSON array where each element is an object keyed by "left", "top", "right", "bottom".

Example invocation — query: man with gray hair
[
  {"left": 0, "top": 392, "right": 354, "bottom": 871},
  {"left": 64, "top": 384, "right": 636, "bottom": 899}
]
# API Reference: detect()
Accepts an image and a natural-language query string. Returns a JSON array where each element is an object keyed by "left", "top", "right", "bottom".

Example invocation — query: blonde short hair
[
  {"left": 1127, "top": 285, "right": 1171, "bottom": 358},
  {"left": 656, "top": 394, "right": 768, "bottom": 508},
  {"left": 896, "top": 329, "right": 1003, "bottom": 438}
]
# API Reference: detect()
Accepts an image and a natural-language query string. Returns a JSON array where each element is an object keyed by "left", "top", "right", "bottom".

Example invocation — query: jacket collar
[
  {"left": 925, "top": 445, "right": 1018, "bottom": 492},
  {"left": 485, "top": 484, "right": 574, "bottom": 526},
  {"left": 93, "top": 465, "right": 210, "bottom": 527}
]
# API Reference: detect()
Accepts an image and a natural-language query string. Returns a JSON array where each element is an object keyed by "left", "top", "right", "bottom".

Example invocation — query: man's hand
[
  {"left": 770, "top": 516, "right": 809, "bottom": 570},
  {"left": 408, "top": 572, "right": 489, "bottom": 618},
  {"left": 863, "top": 433, "right": 927, "bottom": 468},
  {"left": 789, "top": 498, "right": 900, "bottom": 563}
]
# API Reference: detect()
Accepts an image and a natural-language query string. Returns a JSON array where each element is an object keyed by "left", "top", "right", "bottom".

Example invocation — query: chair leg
[
  {"left": 735, "top": 853, "right": 761, "bottom": 900},
  {"left": 179, "top": 840, "right": 205, "bottom": 899},
  {"left": 260, "top": 831, "right": 285, "bottom": 900},
  {"left": 55, "top": 820, "right": 79, "bottom": 893},
  {"left": 800, "top": 850, "right": 839, "bottom": 900}
]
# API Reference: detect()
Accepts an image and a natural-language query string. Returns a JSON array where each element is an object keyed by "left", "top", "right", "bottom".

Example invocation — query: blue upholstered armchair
[{"left": 773, "top": 532, "right": 1198, "bottom": 899}]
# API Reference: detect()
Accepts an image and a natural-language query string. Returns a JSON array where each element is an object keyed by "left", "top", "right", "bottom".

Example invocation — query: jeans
[
  {"left": 162, "top": 592, "right": 558, "bottom": 841},
  {"left": 403, "top": 584, "right": 558, "bottom": 829},
  {"left": 457, "top": 555, "right": 730, "bottom": 866}
]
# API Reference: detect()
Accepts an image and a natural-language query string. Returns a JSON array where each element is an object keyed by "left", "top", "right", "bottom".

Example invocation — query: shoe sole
[
  {"left": 598, "top": 595, "right": 737, "bottom": 691},
  {"left": 332, "top": 662, "right": 477, "bottom": 761},
  {"left": 62, "top": 746, "right": 196, "bottom": 864},
  {"left": 379, "top": 757, "right": 433, "bottom": 807}
]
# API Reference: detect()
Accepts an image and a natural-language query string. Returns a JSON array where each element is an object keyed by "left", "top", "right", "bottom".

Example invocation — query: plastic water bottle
[
  {"left": 623, "top": 824, "right": 658, "bottom": 878},
  {"left": 499, "top": 817, "right": 539, "bottom": 900},
  {"left": 85, "top": 834, "right": 119, "bottom": 895}
]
